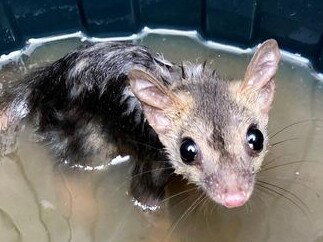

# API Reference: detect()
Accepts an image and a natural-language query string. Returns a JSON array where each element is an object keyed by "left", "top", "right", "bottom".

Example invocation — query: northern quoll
[{"left": 0, "top": 40, "right": 280, "bottom": 209}]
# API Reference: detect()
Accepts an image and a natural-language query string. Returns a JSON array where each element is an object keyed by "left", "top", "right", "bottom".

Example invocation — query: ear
[
  {"left": 240, "top": 39, "right": 281, "bottom": 113},
  {"left": 128, "top": 69, "right": 174, "bottom": 134}
]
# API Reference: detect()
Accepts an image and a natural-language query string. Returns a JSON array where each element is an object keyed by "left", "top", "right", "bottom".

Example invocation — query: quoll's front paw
[
  {"left": 129, "top": 160, "right": 171, "bottom": 212},
  {"left": 131, "top": 196, "right": 162, "bottom": 212},
  {"left": 130, "top": 179, "right": 165, "bottom": 212}
]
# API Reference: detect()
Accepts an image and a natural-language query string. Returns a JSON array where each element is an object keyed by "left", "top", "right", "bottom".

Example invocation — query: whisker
[
  {"left": 256, "top": 184, "right": 308, "bottom": 217},
  {"left": 204, "top": 200, "right": 216, "bottom": 239},
  {"left": 124, "top": 137, "right": 164, "bottom": 152},
  {"left": 252, "top": 190, "right": 266, "bottom": 207},
  {"left": 200, "top": 196, "right": 210, "bottom": 219},
  {"left": 202, "top": 196, "right": 209, "bottom": 212},
  {"left": 114, "top": 166, "right": 175, "bottom": 192},
  {"left": 260, "top": 159, "right": 323, "bottom": 173},
  {"left": 262, "top": 153, "right": 294, "bottom": 168},
  {"left": 198, "top": 196, "right": 211, "bottom": 237},
  {"left": 269, "top": 119, "right": 323, "bottom": 139},
  {"left": 269, "top": 137, "right": 299, "bottom": 147},
  {"left": 167, "top": 191, "right": 194, "bottom": 210},
  {"left": 160, "top": 187, "right": 197, "bottom": 204},
  {"left": 164, "top": 194, "right": 204, "bottom": 242},
  {"left": 257, "top": 180, "right": 309, "bottom": 211},
  {"left": 255, "top": 185, "right": 273, "bottom": 198},
  {"left": 257, "top": 180, "right": 310, "bottom": 214},
  {"left": 257, "top": 176, "right": 320, "bottom": 198},
  {"left": 210, "top": 200, "right": 218, "bottom": 216},
  {"left": 245, "top": 200, "right": 251, "bottom": 214},
  {"left": 249, "top": 198, "right": 254, "bottom": 213},
  {"left": 126, "top": 166, "right": 174, "bottom": 181}
]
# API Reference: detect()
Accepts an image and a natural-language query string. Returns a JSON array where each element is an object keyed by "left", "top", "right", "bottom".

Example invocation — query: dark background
[{"left": 0, "top": 0, "right": 322, "bottom": 72}]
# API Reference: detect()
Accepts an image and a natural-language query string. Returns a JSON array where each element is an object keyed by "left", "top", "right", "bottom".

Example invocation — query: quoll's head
[{"left": 129, "top": 39, "right": 281, "bottom": 208}]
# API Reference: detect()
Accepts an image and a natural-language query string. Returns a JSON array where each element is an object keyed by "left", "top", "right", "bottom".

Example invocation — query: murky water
[{"left": 0, "top": 32, "right": 323, "bottom": 242}]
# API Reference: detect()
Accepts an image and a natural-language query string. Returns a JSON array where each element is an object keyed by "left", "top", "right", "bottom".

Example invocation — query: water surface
[{"left": 0, "top": 32, "right": 323, "bottom": 242}]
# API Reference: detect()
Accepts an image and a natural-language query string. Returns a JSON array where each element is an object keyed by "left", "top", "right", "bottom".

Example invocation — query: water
[{"left": 0, "top": 31, "right": 323, "bottom": 242}]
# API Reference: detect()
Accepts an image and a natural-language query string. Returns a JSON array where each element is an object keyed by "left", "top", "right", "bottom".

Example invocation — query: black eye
[
  {"left": 246, "top": 126, "right": 264, "bottom": 152},
  {"left": 180, "top": 138, "right": 198, "bottom": 164}
]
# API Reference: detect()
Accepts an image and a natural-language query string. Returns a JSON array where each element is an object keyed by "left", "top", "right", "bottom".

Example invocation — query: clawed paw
[{"left": 131, "top": 197, "right": 161, "bottom": 212}]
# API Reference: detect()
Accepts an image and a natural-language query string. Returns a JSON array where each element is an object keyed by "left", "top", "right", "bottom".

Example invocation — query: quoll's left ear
[
  {"left": 128, "top": 68, "right": 175, "bottom": 134},
  {"left": 240, "top": 39, "right": 281, "bottom": 113}
]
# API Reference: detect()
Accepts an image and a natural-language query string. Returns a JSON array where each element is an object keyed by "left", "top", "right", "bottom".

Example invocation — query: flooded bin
[{"left": 0, "top": 1, "right": 322, "bottom": 242}]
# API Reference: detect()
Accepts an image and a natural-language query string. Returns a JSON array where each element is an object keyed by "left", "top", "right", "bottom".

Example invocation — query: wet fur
[
  {"left": 0, "top": 42, "right": 179, "bottom": 204},
  {"left": 0, "top": 40, "right": 280, "bottom": 208}
]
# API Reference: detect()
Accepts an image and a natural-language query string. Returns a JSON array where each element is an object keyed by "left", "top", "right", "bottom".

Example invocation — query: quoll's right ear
[
  {"left": 128, "top": 69, "right": 175, "bottom": 134},
  {"left": 240, "top": 39, "right": 281, "bottom": 113}
]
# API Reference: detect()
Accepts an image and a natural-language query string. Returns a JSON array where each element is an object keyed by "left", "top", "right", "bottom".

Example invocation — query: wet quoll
[{"left": 0, "top": 39, "right": 281, "bottom": 209}]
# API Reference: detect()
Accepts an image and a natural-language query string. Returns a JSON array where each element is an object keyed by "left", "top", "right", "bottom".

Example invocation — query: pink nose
[{"left": 223, "top": 192, "right": 247, "bottom": 208}]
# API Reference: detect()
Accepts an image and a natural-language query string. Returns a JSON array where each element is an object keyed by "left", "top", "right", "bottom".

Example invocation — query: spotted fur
[{"left": 0, "top": 40, "right": 281, "bottom": 209}]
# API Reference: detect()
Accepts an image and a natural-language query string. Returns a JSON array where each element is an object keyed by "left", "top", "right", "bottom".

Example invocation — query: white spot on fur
[
  {"left": 82, "top": 124, "right": 105, "bottom": 153},
  {"left": 13, "top": 100, "right": 29, "bottom": 119},
  {"left": 68, "top": 58, "right": 89, "bottom": 79},
  {"left": 121, "top": 87, "right": 142, "bottom": 123}
]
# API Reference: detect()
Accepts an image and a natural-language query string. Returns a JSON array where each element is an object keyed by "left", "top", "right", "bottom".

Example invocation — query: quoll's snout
[
  {"left": 222, "top": 189, "right": 250, "bottom": 208},
  {"left": 205, "top": 170, "right": 254, "bottom": 208}
]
